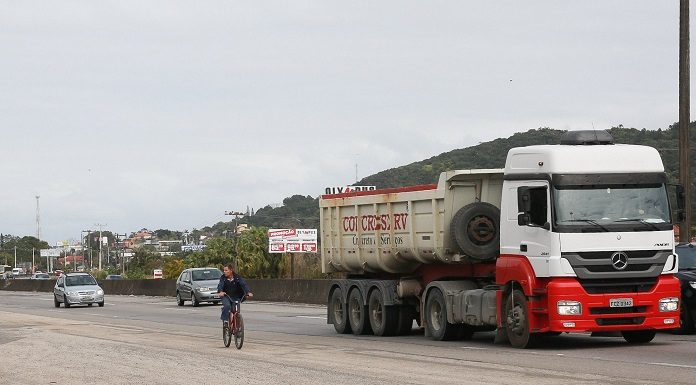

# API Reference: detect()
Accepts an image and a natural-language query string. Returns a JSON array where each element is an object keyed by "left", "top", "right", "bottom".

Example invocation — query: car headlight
[
  {"left": 659, "top": 297, "right": 679, "bottom": 312},
  {"left": 689, "top": 281, "right": 696, "bottom": 290},
  {"left": 97, "top": 289, "right": 104, "bottom": 295},
  {"left": 557, "top": 300, "right": 582, "bottom": 315}
]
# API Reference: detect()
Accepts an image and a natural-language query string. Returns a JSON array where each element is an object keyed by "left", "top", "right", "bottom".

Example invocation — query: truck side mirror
[
  {"left": 517, "top": 187, "right": 532, "bottom": 213},
  {"left": 518, "top": 213, "right": 530, "bottom": 226}
]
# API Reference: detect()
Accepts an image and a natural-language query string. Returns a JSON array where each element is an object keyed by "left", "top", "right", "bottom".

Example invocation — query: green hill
[
  {"left": 358, "top": 126, "right": 690, "bottom": 188},
  {"left": 227, "top": 125, "right": 695, "bottom": 231}
]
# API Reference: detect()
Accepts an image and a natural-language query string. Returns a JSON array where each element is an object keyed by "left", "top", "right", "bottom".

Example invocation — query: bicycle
[{"left": 222, "top": 294, "right": 245, "bottom": 349}]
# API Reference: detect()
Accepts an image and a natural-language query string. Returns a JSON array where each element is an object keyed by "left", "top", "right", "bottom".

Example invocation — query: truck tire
[
  {"left": 396, "top": 306, "right": 415, "bottom": 335},
  {"left": 348, "top": 288, "right": 372, "bottom": 335},
  {"left": 425, "top": 288, "right": 461, "bottom": 341},
  {"left": 504, "top": 289, "right": 540, "bottom": 348},
  {"left": 450, "top": 202, "right": 500, "bottom": 260},
  {"left": 621, "top": 330, "right": 656, "bottom": 344},
  {"left": 368, "top": 289, "right": 398, "bottom": 336},
  {"left": 329, "top": 288, "right": 351, "bottom": 334}
]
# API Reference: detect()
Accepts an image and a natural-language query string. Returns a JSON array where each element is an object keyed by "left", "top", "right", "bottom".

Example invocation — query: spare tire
[{"left": 450, "top": 202, "right": 500, "bottom": 260}]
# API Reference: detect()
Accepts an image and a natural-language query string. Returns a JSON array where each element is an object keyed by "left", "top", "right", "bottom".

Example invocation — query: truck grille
[
  {"left": 589, "top": 306, "right": 647, "bottom": 315},
  {"left": 561, "top": 250, "right": 670, "bottom": 280},
  {"left": 596, "top": 317, "right": 645, "bottom": 326},
  {"left": 577, "top": 277, "right": 657, "bottom": 294}
]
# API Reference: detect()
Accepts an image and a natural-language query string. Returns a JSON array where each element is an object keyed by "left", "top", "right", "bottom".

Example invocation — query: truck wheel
[
  {"left": 504, "top": 289, "right": 540, "bottom": 348},
  {"left": 348, "top": 288, "right": 372, "bottom": 335},
  {"left": 368, "top": 289, "right": 398, "bottom": 336},
  {"left": 396, "top": 306, "right": 415, "bottom": 335},
  {"left": 621, "top": 330, "right": 656, "bottom": 344},
  {"left": 425, "top": 288, "right": 461, "bottom": 341},
  {"left": 450, "top": 202, "right": 500, "bottom": 260},
  {"left": 329, "top": 288, "right": 351, "bottom": 334}
]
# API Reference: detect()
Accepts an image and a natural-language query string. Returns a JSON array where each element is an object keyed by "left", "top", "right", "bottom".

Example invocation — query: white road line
[
  {"left": 460, "top": 346, "right": 487, "bottom": 350},
  {"left": 295, "top": 316, "right": 327, "bottom": 320},
  {"left": 649, "top": 362, "right": 696, "bottom": 369},
  {"left": 38, "top": 298, "right": 53, "bottom": 301}
]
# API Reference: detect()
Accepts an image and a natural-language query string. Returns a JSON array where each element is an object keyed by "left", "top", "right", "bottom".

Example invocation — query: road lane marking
[
  {"left": 649, "top": 362, "right": 696, "bottom": 369},
  {"left": 295, "top": 316, "right": 327, "bottom": 320}
]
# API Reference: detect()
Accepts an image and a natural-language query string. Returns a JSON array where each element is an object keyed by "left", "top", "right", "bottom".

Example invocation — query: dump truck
[{"left": 319, "top": 130, "right": 682, "bottom": 348}]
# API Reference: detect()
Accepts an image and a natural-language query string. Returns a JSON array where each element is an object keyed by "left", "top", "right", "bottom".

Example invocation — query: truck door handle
[{"left": 520, "top": 244, "right": 528, "bottom": 252}]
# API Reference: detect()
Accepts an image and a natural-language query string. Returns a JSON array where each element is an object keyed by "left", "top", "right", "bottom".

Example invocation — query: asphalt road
[{"left": 1, "top": 291, "right": 695, "bottom": 385}]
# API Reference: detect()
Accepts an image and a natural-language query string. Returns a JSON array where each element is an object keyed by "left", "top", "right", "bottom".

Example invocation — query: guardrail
[{"left": 0, "top": 278, "right": 329, "bottom": 305}]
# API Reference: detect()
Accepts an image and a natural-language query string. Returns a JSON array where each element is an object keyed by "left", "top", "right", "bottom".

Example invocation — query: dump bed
[{"left": 320, "top": 170, "right": 504, "bottom": 274}]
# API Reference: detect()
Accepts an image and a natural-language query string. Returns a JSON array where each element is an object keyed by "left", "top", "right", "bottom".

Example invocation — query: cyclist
[{"left": 216, "top": 263, "right": 253, "bottom": 327}]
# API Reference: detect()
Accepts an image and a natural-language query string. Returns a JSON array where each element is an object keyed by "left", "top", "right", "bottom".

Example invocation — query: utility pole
[
  {"left": 14, "top": 246, "right": 17, "bottom": 268},
  {"left": 679, "top": 0, "right": 692, "bottom": 242},
  {"left": 224, "top": 211, "right": 245, "bottom": 236},
  {"left": 35, "top": 195, "right": 41, "bottom": 240},
  {"left": 32, "top": 248, "right": 35, "bottom": 274},
  {"left": 95, "top": 223, "right": 106, "bottom": 270}
]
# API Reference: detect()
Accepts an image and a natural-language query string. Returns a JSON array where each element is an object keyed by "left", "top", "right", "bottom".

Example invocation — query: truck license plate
[{"left": 609, "top": 298, "right": 633, "bottom": 308}]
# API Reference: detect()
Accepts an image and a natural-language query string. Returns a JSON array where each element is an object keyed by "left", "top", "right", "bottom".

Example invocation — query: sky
[{"left": 0, "top": 1, "right": 689, "bottom": 244}]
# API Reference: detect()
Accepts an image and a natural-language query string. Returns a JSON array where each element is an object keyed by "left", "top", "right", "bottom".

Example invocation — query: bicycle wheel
[
  {"left": 234, "top": 313, "right": 244, "bottom": 349},
  {"left": 223, "top": 323, "right": 232, "bottom": 348}
]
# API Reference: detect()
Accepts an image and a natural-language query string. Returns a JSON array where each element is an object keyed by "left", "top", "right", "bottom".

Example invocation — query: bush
[
  {"left": 125, "top": 267, "right": 147, "bottom": 280},
  {"left": 93, "top": 270, "right": 107, "bottom": 280},
  {"left": 164, "top": 258, "right": 185, "bottom": 279}
]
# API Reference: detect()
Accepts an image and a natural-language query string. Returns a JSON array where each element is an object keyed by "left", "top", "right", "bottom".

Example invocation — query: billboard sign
[
  {"left": 324, "top": 186, "right": 376, "bottom": 195},
  {"left": 268, "top": 228, "right": 317, "bottom": 254},
  {"left": 40, "top": 249, "right": 62, "bottom": 257}
]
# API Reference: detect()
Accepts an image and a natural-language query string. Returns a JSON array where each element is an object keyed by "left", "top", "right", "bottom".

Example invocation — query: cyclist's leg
[{"left": 221, "top": 296, "right": 232, "bottom": 322}]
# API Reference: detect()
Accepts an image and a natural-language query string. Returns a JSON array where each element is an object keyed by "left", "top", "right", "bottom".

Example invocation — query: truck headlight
[
  {"left": 659, "top": 297, "right": 679, "bottom": 312},
  {"left": 689, "top": 281, "right": 696, "bottom": 290},
  {"left": 557, "top": 300, "right": 582, "bottom": 315}
]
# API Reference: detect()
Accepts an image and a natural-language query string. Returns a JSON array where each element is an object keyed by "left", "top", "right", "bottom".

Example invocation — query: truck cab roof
[{"left": 504, "top": 144, "right": 664, "bottom": 176}]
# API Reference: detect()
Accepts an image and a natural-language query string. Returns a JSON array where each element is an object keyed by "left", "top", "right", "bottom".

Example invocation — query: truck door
[{"left": 512, "top": 182, "right": 554, "bottom": 277}]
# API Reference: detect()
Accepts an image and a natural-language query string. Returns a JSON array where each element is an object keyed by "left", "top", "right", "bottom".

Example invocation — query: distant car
[
  {"left": 674, "top": 243, "right": 696, "bottom": 334},
  {"left": 53, "top": 272, "right": 105, "bottom": 308},
  {"left": 12, "top": 268, "right": 24, "bottom": 277},
  {"left": 105, "top": 275, "right": 123, "bottom": 280},
  {"left": 176, "top": 267, "right": 223, "bottom": 307},
  {"left": 31, "top": 273, "right": 51, "bottom": 280}
]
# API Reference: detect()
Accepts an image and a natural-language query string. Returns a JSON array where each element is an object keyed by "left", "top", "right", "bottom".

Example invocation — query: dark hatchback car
[{"left": 675, "top": 243, "right": 696, "bottom": 334}]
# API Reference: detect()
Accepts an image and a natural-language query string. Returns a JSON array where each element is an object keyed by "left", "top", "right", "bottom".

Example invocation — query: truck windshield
[{"left": 553, "top": 183, "right": 671, "bottom": 232}]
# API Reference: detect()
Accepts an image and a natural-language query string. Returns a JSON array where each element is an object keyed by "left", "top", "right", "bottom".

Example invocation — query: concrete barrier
[{"left": 0, "top": 278, "right": 330, "bottom": 305}]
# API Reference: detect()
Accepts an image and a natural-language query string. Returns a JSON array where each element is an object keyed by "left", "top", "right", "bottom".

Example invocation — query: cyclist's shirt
[{"left": 217, "top": 274, "right": 251, "bottom": 300}]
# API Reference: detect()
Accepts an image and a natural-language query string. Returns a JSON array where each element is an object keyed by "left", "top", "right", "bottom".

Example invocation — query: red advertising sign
[
  {"left": 268, "top": 228, "right": 317, "bottom": 254},
  {"left": 269, "top": 243, "right": 286, "bottom": 253},
  {"left": 301, "top": 243, "right": 317, "bottom": 252},
  {"left": 286, "top": 243, "right": 301, "bottom": 252}
]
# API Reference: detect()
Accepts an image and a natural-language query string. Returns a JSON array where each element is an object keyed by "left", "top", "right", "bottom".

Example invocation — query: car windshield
[
  {"left": 677, "top": 245, "right": 696, "bottom": 269},
  {"left": 66, "top": 275, "right": 97, "bottom": 286},
  {"left": 554, "top": 184, "right": 671, "bottom": 232},
  {"left": 192, "top": 269, "right": 222, "bottom": 281}
]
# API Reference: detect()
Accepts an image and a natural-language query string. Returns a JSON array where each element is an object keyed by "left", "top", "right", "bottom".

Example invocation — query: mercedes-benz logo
[{"left": 611, "top": 252, "right": 629, "bottom": 270}]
